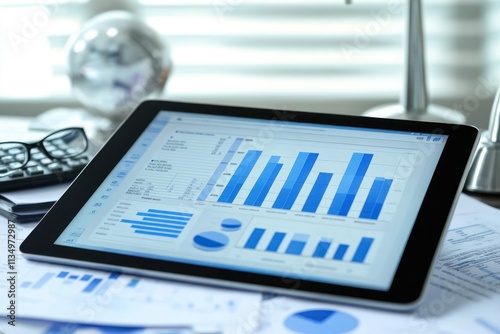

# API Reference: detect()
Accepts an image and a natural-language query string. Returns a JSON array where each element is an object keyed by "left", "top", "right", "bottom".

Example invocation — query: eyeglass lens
[
  {"left": 0, "top": 128, "right": 88, "bottom": 177},
  {"left": 42, "top": 128, "right": 87, "bottom": 159}
]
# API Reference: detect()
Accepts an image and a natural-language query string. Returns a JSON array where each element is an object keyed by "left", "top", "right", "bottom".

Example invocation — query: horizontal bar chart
[
  {"left": 240, "top": 227, "right": 374, "bottom": 264},
  {"left": 202, "top": 147, "right": 394, "bottom": 220},
  {"left": 120, "top": 209, "right": 193, "bottom": 239}
]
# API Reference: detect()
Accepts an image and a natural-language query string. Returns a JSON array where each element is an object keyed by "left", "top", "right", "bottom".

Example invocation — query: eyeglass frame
[{"left": 0, "top": 127, "right": 89, "bottom": 173}]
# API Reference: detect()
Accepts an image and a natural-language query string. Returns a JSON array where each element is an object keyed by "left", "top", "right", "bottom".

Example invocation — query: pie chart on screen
[
  {"left": 284, "top": 309, "right": 359, "bottom": 334},
  {"left": 193, "top": 231, "right": 229, "bottom": 251},
  {"left": 221, "top": 218, "right": 242, "bottom": 231}
]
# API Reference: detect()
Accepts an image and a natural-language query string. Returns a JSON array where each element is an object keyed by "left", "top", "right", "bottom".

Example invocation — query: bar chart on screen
[
  {"left": 87, "top": 200, "right": 196, "bottom": 246},
  {"left": 236, "top": 221, "right": 380, "bottom": 267},
  {"left": 198, "top": 139, "right": 415, "bottom": 222}
]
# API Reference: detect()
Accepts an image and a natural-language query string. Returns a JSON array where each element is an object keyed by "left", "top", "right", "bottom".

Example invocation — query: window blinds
[{"left": 0, "top": 0, "right": 497, "bottom": 121}]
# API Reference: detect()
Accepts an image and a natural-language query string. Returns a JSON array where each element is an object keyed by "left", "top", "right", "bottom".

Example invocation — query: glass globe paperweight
[{"left": 66, "top": 11, "right": 171, "bottom": 134}]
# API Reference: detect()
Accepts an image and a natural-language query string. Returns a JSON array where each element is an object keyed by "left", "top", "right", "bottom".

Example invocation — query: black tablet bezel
[{"left": 20, "top": 100, "right": 479, "bottom": 309}]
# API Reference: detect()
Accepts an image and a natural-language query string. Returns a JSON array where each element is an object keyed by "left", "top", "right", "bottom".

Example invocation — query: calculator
[
  {"left": 0, "top": 153, "right": 89, "bottom": 192},
  {"left": 0, "top": 133, "right": 93, "bottom": 192}
]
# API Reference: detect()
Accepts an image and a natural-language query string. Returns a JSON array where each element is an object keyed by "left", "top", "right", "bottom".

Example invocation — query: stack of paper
[{"left": 0, "top": 183, "right": 68, "bottom": 223}]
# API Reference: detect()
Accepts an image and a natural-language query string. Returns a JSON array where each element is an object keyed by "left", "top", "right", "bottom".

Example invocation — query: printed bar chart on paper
[
  {"left": 20, "top": 269, "right": 137, "bottom": 296},
  {"left": 200, "top": 142, "right": 414, "bottom": 221}
]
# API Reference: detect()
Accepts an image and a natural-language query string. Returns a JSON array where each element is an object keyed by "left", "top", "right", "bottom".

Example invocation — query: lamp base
[
  {"left": 465, "top": 131, "right": 500, "bottom": 194},
  {"left": 363, "top": 104, "right": 466, "bottom": 124}
]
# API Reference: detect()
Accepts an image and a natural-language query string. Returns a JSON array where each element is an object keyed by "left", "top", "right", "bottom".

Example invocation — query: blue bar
[
  {"left": 218, "top": 150, "right": 262, "bottom": 203},
  {"left": 33, "top": 272, "right": 55, "bottom": 289},
  {"left": 254, "top": 163, "right": 283, "bottom": 206},
  {"left": 244, "top": 228, "right": 266, "bottom": 249},
  {"left": 285, "top": 234, "right": 309, "bottom": 255},
  {"left": 312, "top": 239, "right": 332, "bottom": 258},
  {"left": 57, "top": 271, "right": 69, "bottom": 278},
  {"left": 339, "top": 154, "right": 373, "bottom": 215},
  {"left": 352, "top": 237, "right": 374, "bottom": 263},
  {"left": 244, "top": 156, "right": 280, "bottom": 206},
  {"left": 333, "top": 244, "right": 349, "bottom": 260},
  {"left": 302, "top": 172, "right": 333, "bottom": 213},
  {"left": 134, "top": 230, "right": 179, "bottom": 238},
  {"left": 21, "top": 282, "right": 31, "bottom": 288},
  {"left": 137, "top": 213, "right": 189, "bottom": 222},
  {"left": 273, "top": 152, "right": 314, "bottom": 209},
  {"left": 283, "top": 153, "right": 318, "bottom": 209},
  {"left": 68, "top": 275, "right": 79, "bottom": 280},
  {"left": 359, "top": 177, "right": 384, "bottom": 219},
  {"left": 265, "top": 232, "right": 286, "bottom": 252},
  {"left": 146, "top": 209, "right": 193, "bottom": 217},
  {"left": 80, "top": 275, "right": 92, "bottom": 282},
  {"left": 371, "top": 179, "right": 392, "bottom": 219},
  {"left": 328, "top": 153, "right": 373, "bottom": 216},
  {"left": 198, "top": 137, "right": 244, "bottom": 201},
  {"left": 83, "top": 278, "right": 102, "bottom": 293},
  {"left": 109, "top": 273, "right": 121, "bottom": 279},
  {"left": 127, "top": 279, "right": 139, "bottom": 288},
  {"left": 121, "top": 220, "right": 186, "bottom": 230},
  {"left": 96, "top": 280, "right": 113, "bottom": 295},
  {"left": 141, "top": 217, "right": 187, "bottom": 226},
  {"left": 131, "top": 225, "right": 182, "bottom": 235}
]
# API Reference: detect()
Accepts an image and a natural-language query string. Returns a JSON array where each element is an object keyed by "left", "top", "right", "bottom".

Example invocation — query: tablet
[{"left": 21, "top": 100, "right": 479, "bottom": 310}]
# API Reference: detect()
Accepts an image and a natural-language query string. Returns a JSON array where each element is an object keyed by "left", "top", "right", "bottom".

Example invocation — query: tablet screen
[{"left": 54, "top": 110, "right": 447, "bottom": 291}]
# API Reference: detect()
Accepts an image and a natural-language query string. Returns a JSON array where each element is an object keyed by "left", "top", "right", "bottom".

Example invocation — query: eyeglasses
[{"left": 0, "top": 127, "right": 88, "bottom": 178}]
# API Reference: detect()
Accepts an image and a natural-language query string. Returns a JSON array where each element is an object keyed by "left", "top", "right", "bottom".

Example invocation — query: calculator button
[
  {"left": 9, "top": 170, "right": 24, "bottom": 178},
  {"left": 44, "top": 144, "right": 57, "bottom": 152},
  {"left": 1, "top": 156, "right": 14, "bottom": 164},
  {"left": 9, "top": 162, "right": 24, "bottom": 169},
  {"left": 27, "top": 166, "right": 44, "bottom": 175},
  {"left": 25, "top": 161, "right": 38, "bottom": 167},
  {"left": 48, "top": 163, "right": 63, "bottom": 172},
  {"left": 0, "top": 166, "right": 8, "bottom": 174},
  {"left": 66, "top": 160, "right": 83, "bottom": 168},
  {"left": 52, "top": 149, "right": 66, "bottom": 157},
  {"left": 66, "top": 148, "right": 80, "bottom": 155},
  {"left": 40, "top": 158, "right": 53, "bottom": 165},
  {"left": 7, "top": 148, "right": 23, "bottom": 155},
  {"left": 66, "top": 159, "right": 87, "bottom": 168},
  {"left": 32, "top": 152, "right": 46, "bottom": 160}
]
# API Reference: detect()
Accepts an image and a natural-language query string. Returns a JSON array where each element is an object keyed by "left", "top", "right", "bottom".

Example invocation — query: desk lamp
[
  {"left": 361, "top": 0, "right": 466, "bottom": 123},
  {"left": 465, "top": 86, "right": 500, "bottom": 193}
]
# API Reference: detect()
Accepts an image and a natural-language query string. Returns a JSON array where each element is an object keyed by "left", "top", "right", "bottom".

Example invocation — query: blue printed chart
[
  {"left": 198, "top": 141, "right": 411, "bottom": 222},
  {"left": 20, "top": 269, "right": 139, "bottom": 296},
  {"left": 284, "top": 309, "right": 359, "bottom": 334}
]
